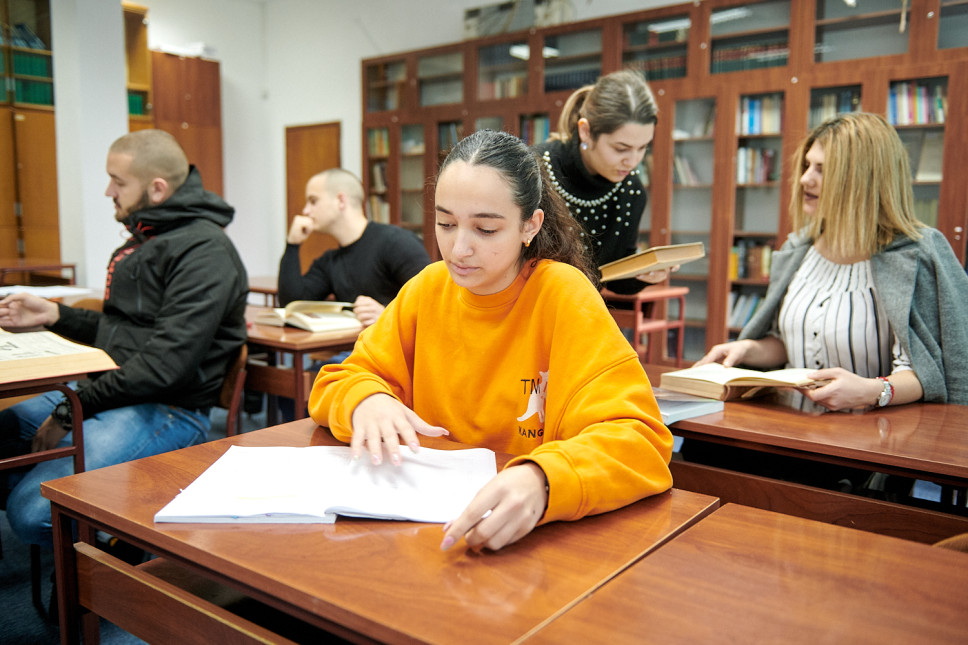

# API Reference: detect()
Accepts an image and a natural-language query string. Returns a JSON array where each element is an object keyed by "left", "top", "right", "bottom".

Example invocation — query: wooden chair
[
  {"left": 219, "top": 344, "right": 248, "bottom": 437},
  {"left": 1, "top": 385, "right": 86, "bottom": 618},
  {"left": 601, "top": 285, "right": 689, "bottom": 367}
]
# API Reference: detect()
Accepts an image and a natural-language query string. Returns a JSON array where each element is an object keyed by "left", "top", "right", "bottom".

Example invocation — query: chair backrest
[
  {"left": 72, "top": 298, "right": 104, "bottom": 312},
  {"left": 218, "top": 344, "right": 248, "bottom": 436}
]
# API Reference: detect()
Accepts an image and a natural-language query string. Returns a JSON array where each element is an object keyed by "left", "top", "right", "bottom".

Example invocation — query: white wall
[{"left": 55, "top": 0, "right": 674, "bottom": 284}]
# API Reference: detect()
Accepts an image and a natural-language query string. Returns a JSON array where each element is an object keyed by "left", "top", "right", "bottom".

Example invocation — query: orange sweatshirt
[{"left": 309, "top": 260, "right": 673, "bottom": 523}]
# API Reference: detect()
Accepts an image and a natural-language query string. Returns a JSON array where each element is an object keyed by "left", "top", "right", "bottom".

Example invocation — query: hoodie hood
[{"left": 122, "top": 165, "right": 234, "bottom": 238}]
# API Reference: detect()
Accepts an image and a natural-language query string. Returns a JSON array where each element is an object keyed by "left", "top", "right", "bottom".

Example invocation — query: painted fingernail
[{"left": 440, "top": 536, "right": 455, "bottom": 551}]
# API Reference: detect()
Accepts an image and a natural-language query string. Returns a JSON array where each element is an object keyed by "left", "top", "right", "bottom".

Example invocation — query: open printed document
[
  {"left": 0, "top": 330, "right": 118, "bottom": 385},
  {"left": 154, "top": 445, "right": 497, "bottom": 524}
]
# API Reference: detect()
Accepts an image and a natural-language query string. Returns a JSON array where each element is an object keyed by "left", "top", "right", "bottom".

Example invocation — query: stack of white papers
[{"left": 154, "top": 445, "right": 497, "bottom": 524}]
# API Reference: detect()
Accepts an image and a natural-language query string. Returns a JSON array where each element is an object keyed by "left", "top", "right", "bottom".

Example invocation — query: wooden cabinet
[
  {"left": 151, "top": 51, "right": 224, "bottom": 196},
  {"left": 362, "top": 0, "right": 968, "bottom": 363},
  {"left": 1, "top": 0, "right": 60, "bottom": 269}
]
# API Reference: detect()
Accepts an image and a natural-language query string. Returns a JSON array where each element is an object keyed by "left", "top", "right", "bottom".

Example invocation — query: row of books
[
  {"left": 729, "top": 241, "right": 772, "bottom": 281},
  {"left": 478, "top": 76, "right": 527, "bottom": 100},
  {"left": 888, "top": 81, "right": 947, "bottom": 126},
  {"left": 15, "top": 78, "right": 53, "bottom": 106},
  {"left": 11, "top": 50, "right": 51, "bottom": 78},
  {"left": 367, "top": 128, "right": 390, "bottom": 157},
  {"left": 673, "top": 154, "right": 704, "bottom": 186},
  {"left": 367, "top": 195, "right": 390, "bottom": 224},
  {"left": 809, "top": 88, "right": 861, "bottom": 127},
  {"left": 727, "top": 291, "right": 763, "bottom": 329},
  {"left": 625, "top": 55, "right": 687, "bottom": 81},
  {"left": 736, "top": 147, "right": 779, "bottom": 184},
  {"left": 519, "top": 114, "right": 550, "bottom": 145},
  {"left": 544, "top": 68, "right": 599, "bottom": 93},
  {"left": 737, "top": 95, "right": 783, "bottom": 136},
  {"left": 369, "top": 160, "right": 388, "bottom": 194},
  {"left": 711, "top": 39, "right": 788, "bottom": 74}
]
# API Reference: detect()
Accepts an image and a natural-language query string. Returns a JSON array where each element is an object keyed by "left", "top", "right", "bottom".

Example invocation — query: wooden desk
[
  {"left": 529, "top": 504, "right": 968, "bottom": 644},
  {"left": 42, "top": 418, "right": 718, "bottom": 645},
  {"left": 244, "top": 306, "right": 359, "bottom": 422},
  {"left": 247, "top": 275, "right": 278, "bottom": 307},
  {"left": 0, "top": 257, "right": 76, "bottom": 286},
  {"left": 666, "top": 391, "right": 968, "bottom": 543},
  {"left": 602, "top": 285, "right": 688, "bottom": 366}
]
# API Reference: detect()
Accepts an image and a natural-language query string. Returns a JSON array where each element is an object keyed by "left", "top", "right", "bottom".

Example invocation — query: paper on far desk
[
  {"left": 0, "top": 285, "right": 94, "bottom": 299},
  {"left": 154, "top": 445, "right": 497, "bottom": 524}
]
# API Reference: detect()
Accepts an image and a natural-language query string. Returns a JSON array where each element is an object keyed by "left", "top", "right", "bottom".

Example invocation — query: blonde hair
[
  {"left": 790, "top": 112, "right": 923, "bottom": 258},
  {"left": 109, "top": 129, "right": 189, "bottom": 190},
  {"left": 551, "top": 69, "right": 658, "bottom": 143}
]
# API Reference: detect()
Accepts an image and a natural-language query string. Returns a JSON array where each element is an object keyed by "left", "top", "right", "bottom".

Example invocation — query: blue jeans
[{"left": 1, "top": 390, "right": 210, "bottom": 547}]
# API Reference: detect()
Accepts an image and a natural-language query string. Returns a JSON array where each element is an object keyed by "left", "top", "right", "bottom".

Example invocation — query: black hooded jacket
[{"left": 49, "top": 166, "right": 248, "bottom": 417}]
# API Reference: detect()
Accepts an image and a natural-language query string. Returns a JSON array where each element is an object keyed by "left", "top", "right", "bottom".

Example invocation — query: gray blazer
[{"left": 740, "top": 228, "right": 968, "bottom": 404}]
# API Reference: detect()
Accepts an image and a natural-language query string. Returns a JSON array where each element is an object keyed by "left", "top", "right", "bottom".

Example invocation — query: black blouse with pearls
[{"left": 534, "top": 137, "right": 648, "bottom": 294}]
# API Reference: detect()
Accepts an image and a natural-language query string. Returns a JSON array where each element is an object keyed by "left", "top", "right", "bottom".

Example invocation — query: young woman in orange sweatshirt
[{"left": 309, "top": 129, "right": 672, "bottom": 552}]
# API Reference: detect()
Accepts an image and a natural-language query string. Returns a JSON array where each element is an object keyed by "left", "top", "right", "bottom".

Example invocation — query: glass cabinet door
[
  {"left": 365, "top": 60, "right": 406, "bottom": 112},
  {"left": 399, "top": 124, "right": 426, "bottom": 234},
  {"left": 543, "top": 29, "right": 602, "bottom": 92},
  {"left": 808, "top": 85, "right": 861, "bottom": 128},
  {"left": 622, "top": 13, "right": 690, "bottom": 81},
  {"left": 418, "top": 52, "right": 463, "bottom": 107},
  {"left": 815, "top": 0, "right": 909, "bottom": 63},
  {"left": 710, "top": 0, "right": 790, "bottom": 74},
  {"left": 889, "top": 76, "right": 947, "bottom": 228},
  {"left": 670, "top": 98, "right": 716, "bottom": 361}
]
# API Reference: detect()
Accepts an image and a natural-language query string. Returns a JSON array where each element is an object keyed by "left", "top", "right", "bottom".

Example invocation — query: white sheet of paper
[{"left": 154, "top": 445, "right": 497, "bottom": 524}]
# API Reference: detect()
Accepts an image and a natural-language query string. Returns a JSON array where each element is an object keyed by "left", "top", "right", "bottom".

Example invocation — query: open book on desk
[
  {"left": 154, "top": 445, "right": 497, "bottom": 524},
  {"left": 659, "top": 363, "right": 829, "bottom": 401},
  {"left": 253, "top": 300, "right": 363, "bottom": 334},
  {"left": 598, "top": 242, "right": 705, "bottom": 282},
  {"left": 0, "top": 329, "right": 118, "bottom": 385}
]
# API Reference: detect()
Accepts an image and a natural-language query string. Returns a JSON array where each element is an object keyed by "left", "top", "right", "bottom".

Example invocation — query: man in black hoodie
[{"left": 0, "top": 129, "right": 247, "bottom": 548}]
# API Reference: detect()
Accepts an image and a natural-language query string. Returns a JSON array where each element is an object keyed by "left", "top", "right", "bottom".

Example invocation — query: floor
[{"left": 0, "top": 404, "right": 269, "bottom": 645}]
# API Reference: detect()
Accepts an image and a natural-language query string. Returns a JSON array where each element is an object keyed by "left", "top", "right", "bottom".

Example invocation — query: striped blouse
[{"left": 775, "top": 246, "right": 911, "bottom": 377}]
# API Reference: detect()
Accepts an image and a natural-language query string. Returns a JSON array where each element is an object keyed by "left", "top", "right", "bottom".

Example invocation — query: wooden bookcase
[
  {"left": 361, "top": 0, "right": 968, "bottom": 363},
  {"left": 123, "top": 1, "right": 153, "bottom": 131},
  {"left": 1, "top": 0, "right": 61, "bottom": 273}
]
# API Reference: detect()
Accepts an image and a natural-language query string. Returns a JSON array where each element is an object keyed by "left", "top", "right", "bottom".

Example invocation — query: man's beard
[{"left": 116, "top": 189, "right": 153, "bottom": 222}]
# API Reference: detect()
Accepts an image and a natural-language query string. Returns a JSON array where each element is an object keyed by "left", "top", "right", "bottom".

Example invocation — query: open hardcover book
[
  {"left": 598, "top": 242, "right": 705, "bottom": 282},
  {"left": 154, "top": 445, "right": 497, "bottom": 524},
  {"left": 0, "top": 329, "right": 118, "bottom": 385},
  {"left": 659, "top": 363, "right": 829, "bottom": 401},
  {"left": 253, "top": 300, "right": 363, "bottom": 334}
]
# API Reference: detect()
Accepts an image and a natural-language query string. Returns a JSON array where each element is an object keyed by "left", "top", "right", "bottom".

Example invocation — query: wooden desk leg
[
  {"left": 292, "top": 351, "right": 307, "bottom": 420},
  {"left": 52, "top": 502, "right": 80, "bottom": 645}
]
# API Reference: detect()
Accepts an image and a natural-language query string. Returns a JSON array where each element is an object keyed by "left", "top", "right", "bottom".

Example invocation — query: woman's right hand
[
  {"left": 694, "top": 339, "right": 755, "bottom": 367},
  {"left": 350, "top": 393, "right": 449, "bottom": 466}
]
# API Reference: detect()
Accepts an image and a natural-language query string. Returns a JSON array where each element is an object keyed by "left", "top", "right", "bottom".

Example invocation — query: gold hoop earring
[{"left": 524, "top": 238, "right": 531, "bottom": 248}]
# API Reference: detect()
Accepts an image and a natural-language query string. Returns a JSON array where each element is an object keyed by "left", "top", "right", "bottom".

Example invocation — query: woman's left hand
[
  {"left": 636, "top": 264, "right": 680, "bottom": 284},
  {"left": 440, "top": 462, "right": 548, "bottom": 552},
  {"left": 803, "top": 367, "right": 882, "bottom": 411}
]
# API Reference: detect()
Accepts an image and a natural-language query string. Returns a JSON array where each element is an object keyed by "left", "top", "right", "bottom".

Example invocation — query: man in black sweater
[{"left": 278, "top": 168, "right": 430, "bottom": 326}]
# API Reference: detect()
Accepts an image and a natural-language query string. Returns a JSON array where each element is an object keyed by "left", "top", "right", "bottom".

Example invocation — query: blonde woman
[{"left": 698, "top": 112, "right": 968, "bottom": 410}]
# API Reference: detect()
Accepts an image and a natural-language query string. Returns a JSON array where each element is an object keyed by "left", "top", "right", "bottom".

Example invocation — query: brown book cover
[{"left": 598, "top": 242, "right": 705, "bottom": 283}]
